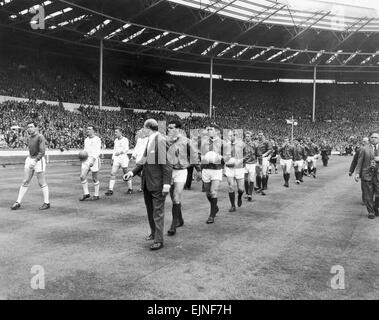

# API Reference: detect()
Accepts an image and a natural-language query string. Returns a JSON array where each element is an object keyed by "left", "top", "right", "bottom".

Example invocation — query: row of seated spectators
[{"left": 0, "top": 98, "right": 376, "bottom": 151}]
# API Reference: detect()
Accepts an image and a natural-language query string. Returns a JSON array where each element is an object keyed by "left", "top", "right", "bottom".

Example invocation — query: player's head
[
  {"left": 26, "top": 121, "right": 38, "bottom": 135},
  {"left": 245, "top": 131, "right": 252, "bottom": 142},
  {"left": 144, "top": 119, "right": 159, "bottom": 135},
  {"left": 115, "top": 127, "right": 123, "bottom": 139},
  {"left": 369, "top": 131, "right": 379, "bottom": 145},
  {"left": 167, "top": 120, "right": 182, "bottom": 137},
  {"left": 258, "top": 131, "right": 264, "bottom": 141},
  {"left": 86, "top": 125, "right": 96, "bottom": 137},
  {"left": 362, "top": 137, "right": 369, "bottom": 145},
  {"left": 206, "top": 123, "right": 220, "bottom": 138}
]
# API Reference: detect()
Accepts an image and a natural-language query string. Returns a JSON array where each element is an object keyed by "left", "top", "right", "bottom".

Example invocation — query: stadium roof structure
[{"left": 1, "top": 0, "right": 379, "bottom": 81}]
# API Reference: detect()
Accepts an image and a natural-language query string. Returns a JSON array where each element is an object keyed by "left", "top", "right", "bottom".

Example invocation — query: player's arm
[
  {"left": 222, "top": 140, "right": 232, "bottom": 164},
  {"left": 36, "top": 135, "right": 46, "bottom": 161},
  {"left": 262, "top": 141, "right": 273, "bottom": 157},
  {"left": 188, "top": 139, "right": 201, "bottom": 172},
  {"left": 123, "top": 138, "right": 130, "bottom": 156}
]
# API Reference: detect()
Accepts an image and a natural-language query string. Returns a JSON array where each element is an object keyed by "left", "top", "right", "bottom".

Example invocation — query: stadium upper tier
[
  {"left": 169, "top": 0, "right": 379, "bottom": 33},
  {"left": 2, "top": 0, "right": 379, "bottom": 81}
]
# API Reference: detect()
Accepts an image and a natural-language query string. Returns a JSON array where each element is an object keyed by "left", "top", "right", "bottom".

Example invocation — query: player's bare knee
[{"left": 210, "top": 190, "right": 217, "bottom": 198}]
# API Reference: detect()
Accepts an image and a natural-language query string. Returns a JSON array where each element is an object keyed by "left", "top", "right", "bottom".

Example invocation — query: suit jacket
[
  {"left": 355, "top": 145, "right": 378, "bottom": 182},
  {"left": 132, "top": 132, "right": 172, "bottom": 191}
]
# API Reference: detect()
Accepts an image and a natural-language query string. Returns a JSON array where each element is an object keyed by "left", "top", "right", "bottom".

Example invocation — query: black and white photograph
[{"left": 0, "top": 0, "right": 378, "bottom": 304}]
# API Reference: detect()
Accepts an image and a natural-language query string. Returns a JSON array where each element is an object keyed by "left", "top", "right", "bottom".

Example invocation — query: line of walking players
[{"left": 167, "top": 121, "right": 327, "bottom": 228}]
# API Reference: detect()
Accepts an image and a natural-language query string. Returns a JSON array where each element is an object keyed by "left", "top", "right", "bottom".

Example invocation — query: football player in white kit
[
  {"left": 80, "top": 125, "right": 102, "bottom": 201},
  {"left": 105, "top": 128, "right": 132, "bottom": 196}
]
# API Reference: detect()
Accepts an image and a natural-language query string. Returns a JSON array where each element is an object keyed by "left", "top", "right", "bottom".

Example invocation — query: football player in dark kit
[
  {"left": 305, "top": 138, "right": 320, "bottom": 178},
  {"left": 256, "top": 132, "right": 273, "bottom": 195},
  {"left": 243, "top": 131, "right": 260, "bottom": 202},
  {"left": 293, "top": 138, "right": 307, "bottom": 184},
  {"left": 11, "top": 121, "right": 50, "bottom": 210},
  {"left": 200, "top": 124, "right": 225, "bottom": 224},
  {"left": 223, "top": 129, "right": 245, "bottom": 212},
  {"left": 166, "top": 120, "right": 200, "bottom": 236},
  {"left": 279, "top": 138, "right": 294, "bottom": 187},
  {"left": 320, "top": 140, "right": 332, "bottom": 167},
  {"left": 268, "top": 139, "right": 279, "bottom": 174}
]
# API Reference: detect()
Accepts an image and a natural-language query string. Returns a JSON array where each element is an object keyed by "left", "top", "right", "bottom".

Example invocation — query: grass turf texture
[{"left": 0, "top": 156, "right": 378, "bottom": 299}]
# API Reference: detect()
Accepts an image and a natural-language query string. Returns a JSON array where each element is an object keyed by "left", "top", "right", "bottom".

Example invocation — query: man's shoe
[
  {"left": 247, "top": 196, "right": 253, "bottom": 202},
  {"left": 368, "top": 213, "right": 375, "bottom": 219},
  {"left": 90, "top": 196, "right": 100, "bottom": 201},
  {"left": 296, "top": 180, "right": 300, "bottom": 185},
  {"left": 167, "top": 228, "right": 176, "bottom": 236},
  {"left": 237, "top": 196, "right": 243, "bottom": 207},
  {"left": 39, "top": 203, "right": 50, "bottom": 210},
  {"left": 284, "top": 183, "right": 289, "bottom": 188},
  {"left": 138, "top": 189, "right": 143, "bottom": 193},
  {"left": 105, "top": 190, "right": 113, "bottom": 196},
  {"left": 300, "top": 179, "right": 304, "bottom": 183},
  {"left": 79, "top": 194, "right": 90, "bottom": 201},
  {"left": 375, "top": 210, "right": 379, "bottom": 217},
  {"left": 11, "top": 202, "right": 21, "bottom": 210},
  {"left": 229, "top": 206, "right": 236, "bottom": 212},
  {"left": 261, "top": 190, "right": 266, "bottom": 196},
  {"left": 127, "top": 189, "right": 133, "bottom": 194},
  {"left": 145, "top": 234, "right": 154, "bottom": 241},
  {"left": 206, "top": 216, "right": 215, "bottom": 224},
  {"left": 150, "top": 242, "right": 164, "bottom": 251}
]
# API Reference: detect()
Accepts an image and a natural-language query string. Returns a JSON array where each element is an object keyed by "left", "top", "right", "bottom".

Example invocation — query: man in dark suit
[
  {"left": 354, "top": 132, "right": 379, "bottom": 219},
  {"left": 349, "top": 137, "right": 369, "bottom": 205},
  {"left": 124, "top": 119, "right": 172, "bottom": 250}
]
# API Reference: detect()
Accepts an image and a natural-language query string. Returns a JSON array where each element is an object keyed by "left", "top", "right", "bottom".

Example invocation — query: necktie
[{"left": 209, "top": 139, "right": 214, "bottom": 152}]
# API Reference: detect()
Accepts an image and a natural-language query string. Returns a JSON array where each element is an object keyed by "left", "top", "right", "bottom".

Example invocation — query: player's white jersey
[
  {"left": 84, "top": 136, "right": 102, "bottom": 159},
  {"left": 113, "top": 137, "right": 129, "bottom": 159}
]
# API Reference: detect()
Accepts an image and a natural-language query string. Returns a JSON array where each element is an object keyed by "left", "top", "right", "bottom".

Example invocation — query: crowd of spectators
[
  {"left": 0, "top": 52, "right": 378, "bottom": 151},
  {"left": 0, "top": 53, "right": 205, "bottom": 113}
]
